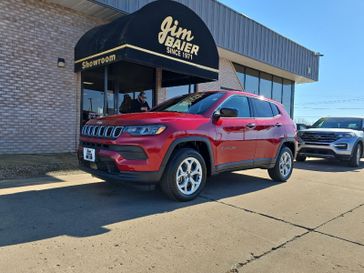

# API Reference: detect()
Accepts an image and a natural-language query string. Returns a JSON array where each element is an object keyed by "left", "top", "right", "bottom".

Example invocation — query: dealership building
[{"left": 0, "top": 0, "right": 320, "bottom": 154}]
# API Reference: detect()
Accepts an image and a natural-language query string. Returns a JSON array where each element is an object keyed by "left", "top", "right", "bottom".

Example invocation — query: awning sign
[
  {"left": 75, "top": 0, "right": 219, "bottom": 81},
  {"left": 158, "top": 16, "right": 200, "bottom": 61}
]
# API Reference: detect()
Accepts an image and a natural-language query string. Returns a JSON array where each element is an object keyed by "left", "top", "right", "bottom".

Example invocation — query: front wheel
[
  {"left": 161, "top": 148, "right": 207, "bottom": 201},
  {"left": 348, "top": 144, "right": 362, "bottom": 167},
  {"left": 268, "top": 147, "right": 294, "bottom": 182}
]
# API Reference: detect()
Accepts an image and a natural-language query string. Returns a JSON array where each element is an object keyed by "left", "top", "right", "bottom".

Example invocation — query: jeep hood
[{"left": 86, "top": 112, "right": 207, "bottom": 126}]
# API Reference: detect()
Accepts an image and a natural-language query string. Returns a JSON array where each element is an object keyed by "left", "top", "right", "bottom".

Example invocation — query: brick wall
[
  {"left": 0, "top": 0, "right": 103, "bottom": 154},
  {"left": 198, "top": 58, "right": 243, "bottom": 92},
  {"left": 0, "top": 0, "right": 243, "bottom": 155}
]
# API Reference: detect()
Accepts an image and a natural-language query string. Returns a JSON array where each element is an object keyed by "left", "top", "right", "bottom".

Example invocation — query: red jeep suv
[{"left": 79, "top": 91, "right": 297, "bottom": 201}]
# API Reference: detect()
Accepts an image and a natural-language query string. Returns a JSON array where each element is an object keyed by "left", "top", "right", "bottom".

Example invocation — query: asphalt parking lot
[{"left": 0, "top": 159, "right": 363, "bottom": 273}]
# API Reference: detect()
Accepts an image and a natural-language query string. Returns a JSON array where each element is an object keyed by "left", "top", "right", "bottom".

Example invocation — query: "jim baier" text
[{"left": 158, "top": 16, "right": 200, "bottom": 60}]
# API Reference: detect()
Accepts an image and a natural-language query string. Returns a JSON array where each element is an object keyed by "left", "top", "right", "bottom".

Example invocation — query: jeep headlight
[
  {"left": 124, "top": 125, "right": 166, "bottom": 136},
  {"left": 337, "top": 133, "right": 355, "bottom": 138}
]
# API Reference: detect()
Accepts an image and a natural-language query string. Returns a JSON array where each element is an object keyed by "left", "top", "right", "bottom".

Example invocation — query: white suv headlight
[
  {"left": 337, "top": 133, "right": 355, "bottom": 138},
  {"left": 124, "top": 125, "right": 166, "bottom": 136}
]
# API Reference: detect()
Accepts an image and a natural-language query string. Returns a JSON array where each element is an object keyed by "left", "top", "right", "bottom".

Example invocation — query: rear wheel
[
  {"left": 161, "top": 148, "right": 207, "bottom": 201},
  {"left": 268, "top": 146, "right": 294, "bottom": 182},
  {"left": 296, "top": 154, "right": 306, "bottom": 162},
  {"left": 348, "top": 143, "right": 362, "bottom": 167}
]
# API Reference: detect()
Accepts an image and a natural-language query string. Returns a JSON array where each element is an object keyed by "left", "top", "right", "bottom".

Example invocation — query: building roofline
[
  {"left": 210, "top": 0, "right": 319, "bottom": 55},
  {"left": 50, "top": 0, "right": 320, "bottom": 82}
]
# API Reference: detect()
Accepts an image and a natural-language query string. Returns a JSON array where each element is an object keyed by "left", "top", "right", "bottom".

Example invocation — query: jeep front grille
[
  {"left": 301, "top": 132, "right": 339, "bottom": 143},
  {"left": 81, "top": 125, "right": 123, "bottom": 138}
]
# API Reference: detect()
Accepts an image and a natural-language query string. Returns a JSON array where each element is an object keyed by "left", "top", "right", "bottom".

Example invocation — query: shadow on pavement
[
  {"left": 0, "top": 172, "right": 277, "bottom": 247},
  {"left": 294, "top": 159, "right": 364, "bottom": 173},
  {"left": 0, "top": 175, "right": 65, "bottom": 189}
]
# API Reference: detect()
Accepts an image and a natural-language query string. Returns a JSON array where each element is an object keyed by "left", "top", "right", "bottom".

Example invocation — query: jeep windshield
[
  {"left": 152, "top": 92, "right": 225, "bottom": 115},
  {"left": 312, "top": 117, "right": 363, "bottom": 130}
]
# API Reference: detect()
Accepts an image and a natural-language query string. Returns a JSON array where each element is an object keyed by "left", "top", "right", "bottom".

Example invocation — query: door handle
[
  {"left": 275, "top": 123, "right": 283, "bottom": 127},
  {"left": 224, "top": 126, "right": 245, "bottom": 132},
  {"left": 246, "top": 123, "right": 256, "bottom": 129}
]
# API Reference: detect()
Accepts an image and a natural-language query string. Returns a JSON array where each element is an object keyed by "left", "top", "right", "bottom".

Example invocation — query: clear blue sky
[{"left": 219, "top": 0, "right": 364, "bottom": 124}]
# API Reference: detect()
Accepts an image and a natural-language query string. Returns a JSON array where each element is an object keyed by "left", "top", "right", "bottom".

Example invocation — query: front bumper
[
  {"left": 297, "top": 137, "right": 357, "bottom": 160},
  {"left": 79, "top": 161, "right": 162, "bottom": 184},
  {"left": 78, "top": 142, "right": 164, "bottom": 184}
]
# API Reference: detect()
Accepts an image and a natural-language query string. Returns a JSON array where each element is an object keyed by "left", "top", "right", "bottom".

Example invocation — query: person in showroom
[
  {"left": 131, "top": 91, "right": 150, "bottom": 112},
  {"left": 119, "top": 94, "right": 132, "bottom": 113}
]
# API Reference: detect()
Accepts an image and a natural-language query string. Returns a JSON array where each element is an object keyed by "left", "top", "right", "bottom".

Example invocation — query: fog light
[{"left": 334, "top": 143, "right": 348, "bottom": 150}]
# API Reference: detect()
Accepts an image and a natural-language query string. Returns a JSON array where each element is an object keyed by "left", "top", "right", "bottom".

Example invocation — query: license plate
[{"left": 83, "top": 147, "right": 96, "bottom": 162}]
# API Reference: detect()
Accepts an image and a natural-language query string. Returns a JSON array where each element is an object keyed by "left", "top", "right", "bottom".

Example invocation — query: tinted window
[
  {"left": 312, "top": 118, "right": 363, "bottom": 130},
  {"left": 152, "top": 92, "right": 224, "bottom": 114},
  {"left": 252, "top": 99, "right": 274, "bottom": 118},
  {"left": 270, "top": 103, "right": 280, "bottom": 116},
  {"left": 219, "top": 96, "right": 251, "bottom": 118}
]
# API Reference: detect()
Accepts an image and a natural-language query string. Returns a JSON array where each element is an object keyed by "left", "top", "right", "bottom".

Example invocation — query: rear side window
[
  {"left": 252, "top": 98, "right": 274, "bottom": 118},
  {"left": 270, "top": 103, "right": 280, "bottom": 116},
  {"left": 219, "top": 95, "right": 251, "bottom": 117}
]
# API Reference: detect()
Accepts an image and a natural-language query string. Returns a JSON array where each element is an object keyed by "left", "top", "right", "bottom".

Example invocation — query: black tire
[
  {"left": 296, "top": 154, "right": 307, "bottom": 162},
  {"left": 268, "top": 146, "right": 294, "bottom": 182},
  {"left": 348, "top": 143, "right": 362, "bottom": 167},
  {"left": 160, "top": 148, "right": 207, "bottom": 201}
]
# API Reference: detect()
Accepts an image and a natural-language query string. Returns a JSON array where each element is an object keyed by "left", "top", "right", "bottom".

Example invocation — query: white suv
[{"left": 297, "top": 117, "right": 364, "bottom": 167}]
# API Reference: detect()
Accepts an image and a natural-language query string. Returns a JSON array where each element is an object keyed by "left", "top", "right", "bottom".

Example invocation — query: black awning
[{"left": 75, "top": 0, "right": 219, "bottom": 82}]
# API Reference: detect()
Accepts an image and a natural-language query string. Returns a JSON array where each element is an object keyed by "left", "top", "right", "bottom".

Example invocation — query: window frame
[
  {"left": 214, "top": 94, "right": 253, "bottom": 119},
  {"left": 244, "top": 67, "right": 260, "bottom": 95},
  {"left": 270, "top": 102, "right": 281, "bottom": 117},
  {"left": 250, "top": 97, "right": 275, "bottom": 119}
]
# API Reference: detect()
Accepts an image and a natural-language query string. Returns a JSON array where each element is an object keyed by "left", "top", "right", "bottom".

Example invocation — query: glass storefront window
[
  {"left": 81, "top": 67, "right": 105, "bottom": 125},
  {"left": 233, "top": 63, "right": 295, "bottom": 117},
  {"left": 118, "top": 90, "right": 153, "bottom": 113},
  {"left": 166, "top": 85, "right": 193, "bottom": 100},
  {"left": 106, "top": 89, "right": 115, "bottom": 115},
  {"left": 82, "top": 88, "right": 104, "bottom": 124},
  {"left": 233, "top": 64, "right": 245, "bottom": 89},
  {"left": 81, "top": 62, "right": 156, "bottom": 124},
  {"left": 144, "top": 90, "right": 153, "bottom": 108},
  {"left": 111, "top": 61, "right": 155, "bottom": 114},
  {"left": 282, "top": 79, "right": 293, "bottom": 116},
  {"left": 245, "top": 68, "right": 259, "bottom": 94},
  {"left": 259, "top": 72, "right": 272, "bottom": 98},
  {"left": 272, "top": 76, "right": 283, "bottom": 103}
]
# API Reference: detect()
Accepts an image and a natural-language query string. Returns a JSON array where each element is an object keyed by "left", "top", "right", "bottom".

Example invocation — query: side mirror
[
  {"left": 220, "top": 107, "right": 238, "bottom": 118},
  {"left": 213, "top": 108, "right": 238, "bottom": 121}
]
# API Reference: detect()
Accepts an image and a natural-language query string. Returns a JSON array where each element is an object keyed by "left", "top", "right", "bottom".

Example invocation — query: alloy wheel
[
  {"left": 176, "top": 157, "right": 203, "bottom": 195},
  {"left": 279, "top": 151, "right": 292, "bottom": 178}
]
